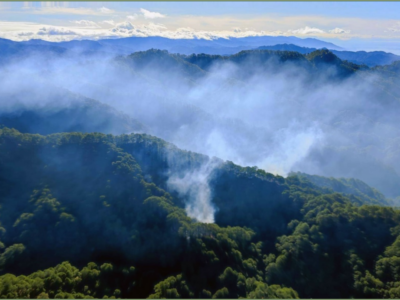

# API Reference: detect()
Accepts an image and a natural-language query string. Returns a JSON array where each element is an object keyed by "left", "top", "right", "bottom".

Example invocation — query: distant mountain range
[
  {"left": 1, "top": 36, "right": 399, "bottom": 67},
  {"left": 14, "top": 35, "right": 343, "bottom": 54},
  {"left": 0, "top": 36, "right": 343, "bottom": 65}
]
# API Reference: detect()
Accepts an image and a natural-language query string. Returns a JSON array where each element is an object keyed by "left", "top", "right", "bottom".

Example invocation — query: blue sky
[
  {"left": 89, "top": 2, "right": 400, "bottom": 19},
  {"left": 1, "top": 2, "right": 400, "bottom": 53},
  {"left": 3, "top": 2, "right": 400, "bottom": 19}
]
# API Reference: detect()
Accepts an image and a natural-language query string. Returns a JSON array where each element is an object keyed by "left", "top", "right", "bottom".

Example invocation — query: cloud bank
[
  {"left": 0, "top": 20, "right": 354, "bottom": 42},
  {"left": 290, "top": 26, "right": 325, "bottom": 35}
]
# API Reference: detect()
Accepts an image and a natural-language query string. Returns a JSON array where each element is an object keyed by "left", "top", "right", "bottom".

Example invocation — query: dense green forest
[
  {"left": 1, "top": 47, "right": 400, "bottom": 298},
  {"left": 1, "top": 127, "right": 400, "bottom": 298}
]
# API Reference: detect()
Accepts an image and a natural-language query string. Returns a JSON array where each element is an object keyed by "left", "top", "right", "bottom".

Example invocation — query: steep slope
[
  {"left": 1, "top": 128, "right": 400, "bottom": 298},
  {"left": 0, "top": 127, "right": 297, "bottom": 298},
  {"left": 306, "top": 49, "right": 367, "bottom": 77},
  {"left": 0, "top": 86, "right": 146, "bottom": 135},
  {"left": 290, "top": 172, "right": 393, "bottom": 206}
]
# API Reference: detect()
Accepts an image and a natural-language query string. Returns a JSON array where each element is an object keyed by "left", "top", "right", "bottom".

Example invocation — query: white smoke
[
  {"left": 167, "top": 159, "right": 221, "bottom": 223},
  {"left": 2, "top": 45, "right": 400, "bottom": 203},
  {"left": 259, "top": 122, "right": 324, "bottom": 176}
]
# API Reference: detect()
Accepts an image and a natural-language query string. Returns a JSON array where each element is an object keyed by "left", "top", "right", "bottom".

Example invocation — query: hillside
[
  {"left": 1, "top": 128, "right": 400, "bottom": 298},
  {"left": 0, "top": 81, "right": 146, "bottom": 135},
  {"left": 3, "top": 47, "right": 400, "bottom": 200},
  {"left": 117, "top": 49, "right": 400, "bottom": 198},
  {"left": 0, "top": 99, "right": 145, "bottom": 136},
  {"left": 291, "top": 172, "right": 393, "bottom": 206},
  {"left": 256, "top": 44, "right": 400, "bottom": 67},
  {"left": 3, "top": 47, "right": 400, "bottom": 201},
  {"left": 180, "top": 49, "right": 365, "bottom": 80},
  {"left": 4, "top": 2, "right": 400, "bottom": 298}
]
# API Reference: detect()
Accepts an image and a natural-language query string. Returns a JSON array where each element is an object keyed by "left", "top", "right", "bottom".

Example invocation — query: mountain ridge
[
  {"left": 256, "top": 44, "right": 400, "bottom": 67},
  {"left": 1, "top": 127, "right": 400, "bottom": 298}
]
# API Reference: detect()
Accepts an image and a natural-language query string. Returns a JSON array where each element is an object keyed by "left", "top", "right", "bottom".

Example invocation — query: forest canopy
[{"left": 0, "top": 127, "right": 400, "bottom": 298}]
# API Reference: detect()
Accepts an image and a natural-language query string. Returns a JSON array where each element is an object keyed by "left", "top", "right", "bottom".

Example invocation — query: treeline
[
  {"left": 1, "top": 128, "right": 400, "bottom": 298},
  {"left": 121, "top": 48, "right": 369, "bottom": 83}
]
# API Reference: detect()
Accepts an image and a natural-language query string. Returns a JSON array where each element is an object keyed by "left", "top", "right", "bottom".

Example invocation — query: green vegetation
[
  {"left": 180, "top": 48, "right": 366, "bottom": 80},
  {"left": 291, "top": 172, "right": 393, "bottom": 206},
  {"left": 0, "top": 127, "right": 399, "bottom": 298}
]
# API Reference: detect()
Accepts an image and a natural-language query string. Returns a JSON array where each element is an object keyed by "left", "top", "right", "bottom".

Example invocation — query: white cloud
[
  {"left": 0, "top": 18, "right": 398, "bottom": 43},
  {"left": 17, "top": 32, "right": 34, "bottom": 37},
  {"left": 111, "top": 21, "right": 135, "bottom": 32},
  {"left": 140, "top": 8, "right": 166, "bottom": 19},
  {"left": 329, "top": 27, "right": 350, "bottom": 34},
  {"left": 290, "top": 26, "right": 325, "bottom": 35},
  {"left": 387, "top": 21, "right": 400, "bottom": 32},
  {"left": 99, "top": 7, "right": 113, "bottom": 14},
  {"left": 101, "top": 20, "right": 115, "bottom": 26},
  {"left": 127, "top": 15, "right": 137, "bottom": 21},
  {"left": 71, "top": 20, "right": 100, "bottom": 28},
  {"left": 37, "top": 26, "right": 77, "bottom": 36},
  {"left": 0, "top": 21, "right": 314, "bottom": 42}
]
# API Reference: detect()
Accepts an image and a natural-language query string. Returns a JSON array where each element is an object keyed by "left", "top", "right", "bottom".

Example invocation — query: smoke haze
[
  {"left": 167, "top": 158, "right": 221, "bottom": 223},
  {"left": 2, "top": 47, "right": 400, "bottom": 221}
]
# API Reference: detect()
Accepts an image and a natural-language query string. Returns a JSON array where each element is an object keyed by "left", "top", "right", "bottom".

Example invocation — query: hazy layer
[{"left": 1, "top": 49, "right": 400, "bottom": 220}]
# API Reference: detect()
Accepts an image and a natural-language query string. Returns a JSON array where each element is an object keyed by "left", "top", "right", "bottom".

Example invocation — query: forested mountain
[
  {"left": 2, "top": 42, "right": 400, "bottom": 299},
  {"left": 0, "top": 78, "right": 145, "bottom": 135},
  {"left": 180, "top": 48, "right": 364, "bottom": 78},
  {"left": 331, "top": 50, "right": 400, "bottom": 67},
  {"left": 291, "top": 172, "right": 393, "bottom": 206},
  {"left": 0, "top": 98, "right": 145, "bottom": 135},
  {"left": 1, "top": 127, "right": 400, "bottom": 298},
  {"left": 3, "top": 47, "right": 400, "bottom": 199},
  {"left": 257, "top": 44, "right": 400, "bottom": 67},
  {"left": 111, "top": 49, "right": 400, "bottom": 199},
  {"left": 175, "top": 48, "right": 377, "bottom": 86}
]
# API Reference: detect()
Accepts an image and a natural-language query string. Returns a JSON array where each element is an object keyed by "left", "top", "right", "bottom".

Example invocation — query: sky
[{"left": 1, "top": 2, "right": 400, "bottom": 53}]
